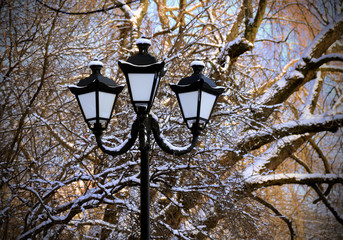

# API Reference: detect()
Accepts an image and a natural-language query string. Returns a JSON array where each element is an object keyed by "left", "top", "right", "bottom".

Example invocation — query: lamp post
[{"left": 69, "top": 37, "right": 224, "bottom": 240}]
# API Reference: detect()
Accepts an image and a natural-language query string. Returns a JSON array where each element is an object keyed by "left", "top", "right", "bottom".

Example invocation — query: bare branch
[
  {"left": 251, "top": 195, "right": 295, "bottom": 239},
  {"left": 311, "top": 184, "right": 343, "bottom": 226},
  {"left": 35, "top": 0, "right": 138, "bottom": 15},
  {"left": 244, "top": 0, "right": 267, "bottom": 43}
]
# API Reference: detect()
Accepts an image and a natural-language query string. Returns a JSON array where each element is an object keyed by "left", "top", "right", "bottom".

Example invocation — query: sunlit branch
[
  {"left": 311, "top": 184, "right": 343, "bottom": 226},
  {"left": 251, "top": 195, "right": 295, "bottom": 239}
]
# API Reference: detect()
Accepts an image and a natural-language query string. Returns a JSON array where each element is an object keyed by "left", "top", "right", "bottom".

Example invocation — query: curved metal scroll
[
  {"left": 150, "top": 116, "right": 200, "bottom": 156},
  {"left": 94, "top": 117, "right": 139, "bottom": 156}
]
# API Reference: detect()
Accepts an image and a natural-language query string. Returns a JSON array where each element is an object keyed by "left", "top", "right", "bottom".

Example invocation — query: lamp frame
[
  {"left": 118, "top": 60, "right": 165, "bottom": 114},
  {"left": 69, "top": 61, "right": 124, "bottom": 134},
  {"left": 170, "top": 79, "right": 224, "bottom": 130}
]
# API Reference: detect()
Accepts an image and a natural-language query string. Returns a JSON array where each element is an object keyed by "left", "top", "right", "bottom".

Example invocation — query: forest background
[{"left": 1, "top": 0, "right": 343, "bottom": 239}]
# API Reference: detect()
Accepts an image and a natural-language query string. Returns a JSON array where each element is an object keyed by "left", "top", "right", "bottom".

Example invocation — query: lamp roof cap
[
  {"left": 190, "top": 60, "right": 205, "bottom": 67},
  {"left": 135, "top": 36, "right": 151, "bottom": 45},
  {"left": 88, "top": 58, "right": 104, "bottom": 67}
]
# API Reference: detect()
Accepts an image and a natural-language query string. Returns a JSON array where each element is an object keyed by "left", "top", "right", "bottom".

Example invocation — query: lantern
[{"left": 69, "top": 59, "right": 124, "bottom": 134}]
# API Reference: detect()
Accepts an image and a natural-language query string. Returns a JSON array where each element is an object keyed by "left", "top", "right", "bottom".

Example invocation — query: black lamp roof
[
  {"left": 77, "top": 59, "right": 118, "bottom": 87},
  {"left": 178, "top": 60, "right": 217, "bottom": 88},
  {"left": 126, "top": 36, "right": 157, "bottom": 65}
]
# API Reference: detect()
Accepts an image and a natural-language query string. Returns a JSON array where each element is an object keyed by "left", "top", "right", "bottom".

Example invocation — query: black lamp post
[{"left": 69, "top": 37, "right": 224, "bottom": 240}]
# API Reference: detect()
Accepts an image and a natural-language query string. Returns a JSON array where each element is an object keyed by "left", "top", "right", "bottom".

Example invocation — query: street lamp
[
  {"left": 170, "top": 60, "right": 224, "bottom": 130},
  {"left": 68, "top": 37, "right": 224, "bottom": 240},
  {"left": 69, "top": 59, "right": 124, "bottom": 134},
  {"left": 118, "top": 37, "right": 165, "bottom": 114}
]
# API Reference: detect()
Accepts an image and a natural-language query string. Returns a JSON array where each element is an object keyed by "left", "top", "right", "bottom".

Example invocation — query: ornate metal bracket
[
  {"left": 94, "top": 117, "right": 140, "bottom": 156},
  {"left": 94, "top": 114, "right": 200, "bottom": 157},
  {"left": 150, "top": 115, "right": 200, "bottom": 156}
]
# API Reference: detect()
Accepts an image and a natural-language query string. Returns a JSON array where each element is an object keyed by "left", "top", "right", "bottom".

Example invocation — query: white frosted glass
[
  {"left": 99, "top": 92, "right": 116, "bottom": 119},
  {"left": 178, "top": 91, "right": 198, "bottom": 118},
  {"left": 78, "top": 92, "right": 96, "bottom": 120},
  {"left": 200, "top": 91, "right": 216, "bottom": 120},
  {"left": 128, "top": 73, "right": 155, "bottom": 101}
]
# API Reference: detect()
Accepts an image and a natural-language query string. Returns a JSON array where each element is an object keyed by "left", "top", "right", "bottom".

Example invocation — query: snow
[
  {"left": 287, "top": 70, "right": 304, "bottom": 80},
  {"left": 243, "top": 156, "right": 269, "bottom": 178},
  {"left": 190, "top": 60, "right": 205, "bottom": 67},
  {"left": 258, "top": 78, "right": 288, "bottom": 104},
  {"left": 301, "top": 72, "right": 322, "bottom": 118},
  {"left": 217, "top": 37, "right": 253, "bottom": 64},
  {"left": 136, "top": 37, "right": 151, "bottom": 45},
  {"left": 246, "top": 173, "right": 343, "bottom": 185},
  {"left": 100, "top": 134, "right": 132, "bottom": 152},
  {"left": 242, "top": 134, "right": 306, "bottom": 179},
  {"left": 88, "top": 59, "right": 104, "bottom": 67},
  {"left": 311, "top": 53, "right": 343, "bottom": 65},
  {"left": 160, "top": 134, "right": 193, "bottom": 151},
  {"left": 320, "top": 64, "right": 343, "bottom": 72},
  {"left": 150, "top": 113, "right": 194, "bottom": 151},
  {"left": 118, "top": 59, "right": 163, "bottom": 67},
  {"left": 302, "top": 12, "right": 343, "bottom": 59}
]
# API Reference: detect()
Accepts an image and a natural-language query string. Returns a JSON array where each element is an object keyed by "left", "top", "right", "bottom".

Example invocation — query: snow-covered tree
[{"left": 1, "top": 0, "right": 342, "bottom": 239}]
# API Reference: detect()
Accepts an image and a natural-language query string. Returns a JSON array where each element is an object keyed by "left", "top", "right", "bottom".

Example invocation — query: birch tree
[{"left": 1, "top": 0, "right": 342, "bottom": 239}]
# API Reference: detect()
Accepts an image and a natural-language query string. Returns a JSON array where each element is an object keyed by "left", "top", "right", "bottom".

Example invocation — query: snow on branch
[
  {"left": 157, "top": 220, "right": 192, "bottom": 240},
  {"left": 258, "top": 12, "right": 343, "bottom": 109},
  {"left": 319, "top": 65, "right": 343, "bottom": 73},
  {"left": 246, "top": 173, "right": 343, "bottom": 190},
  {"left": 111, "top": 0, "right": 135, "bottom": 19},
  {"left": 309, "top": 53, "right": 343, "bottom": 69},
  {"left": 242, "top": 134, "right": 308, "bottom": 178},
  {"left": 236, "top": 114, "right": 343, "bottom": 153},
  {"left": 301, "top": 72, "right": 323, "bottom": 117},
  {"left": 302, "top": 12, "right": 343, "bottom": 60},
  {"left": 217, "top": 37, "right": 253, "bottom": 63},
  {"left": 19, "top": 172, "right": 140, "bottom": 239}
]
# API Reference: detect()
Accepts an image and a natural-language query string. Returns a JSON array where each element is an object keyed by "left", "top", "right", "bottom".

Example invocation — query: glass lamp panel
[
  {"left": 178, "top": 91, "right": 199, "bottom": 118},
  {"left": 200, "top": 91, "right": 216, "bottom": 120},
  {"left": 128, "top": 73, "right": 155, "bottom": 101},
  {"left": 98, "top": 91, "right": 116, "bottom": 119},
  {"left": 78, "top": 92, "right": 96, "bottom": 120}
]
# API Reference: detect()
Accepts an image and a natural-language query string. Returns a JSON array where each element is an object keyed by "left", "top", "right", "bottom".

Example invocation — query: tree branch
[
  {"left": 246, "top": 173, "right": 343, "bottom": 190},
  {"left": 237, "top": 114, "right": 343, "bottom": 154},
  {"left": 311, "top": 184, "right": 343, "bottom": 226},
  {"left": 35, "top": 0, "right": 138, "bottom": 15},
  {"left": 257, "top": 12, "right": 343, "bottom": 118},
  {"left": 310, "top": 53, "right": 343, "bottom": 69},
  {"left": 244, "top": 0, "right": 267, "bottom": 43},
  {"left": 251, "top": 195, "right": 295, "bottom": 239}
]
